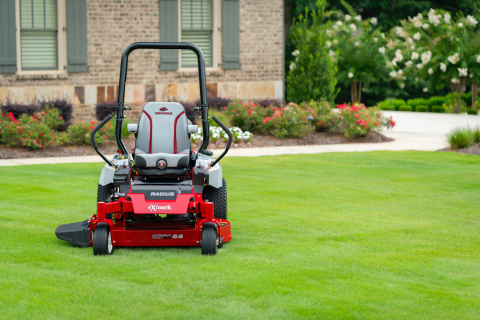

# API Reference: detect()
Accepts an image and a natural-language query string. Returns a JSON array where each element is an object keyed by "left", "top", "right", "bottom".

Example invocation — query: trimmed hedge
[
  {"left": 378, "top": 98, "right": 407, "bottom": 111},
  {"left": 399, "top": 105, "right": 412, "bottom": 112},
  {"left": 427, "top": 96, "right": 445, "bottom": 109},
  {"left": 416, "top": 105, "right": 429, "bottom": 112},
  {"left": 467, "top": 109, "right": 478, "bottom": 115},
  {"left": 432, "top": 106, "right": 445, "bottom": 113},
  {"left": 407, "top": 98, "right": 428, "bottom": 112}
]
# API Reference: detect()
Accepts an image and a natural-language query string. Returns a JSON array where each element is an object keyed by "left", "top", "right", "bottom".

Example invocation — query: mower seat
[{"left": 134, "top": 102, "right": 191, "bottom": 176}]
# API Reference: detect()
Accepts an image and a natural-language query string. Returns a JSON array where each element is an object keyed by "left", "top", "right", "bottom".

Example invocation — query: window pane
[
  {"left": 33, "top": 0, "right": 45, "bottom": 29},
  {"left": 181, "top": 31, "right": 211, "bottom": 66},
  {"left": 45, "top": 0, "right": 56, "bottom": 29},
  {"left": 21, "top": 0, "right": 56, "bottom": 30},
  {"left": 21, "top": 31, "right": 57, "bottom": 69},
  {"left": 181, "top": 0, "right": 212, "bottom": 30},
  {"left": 20, "top": 0, "right": 33, "bottom": 29}
]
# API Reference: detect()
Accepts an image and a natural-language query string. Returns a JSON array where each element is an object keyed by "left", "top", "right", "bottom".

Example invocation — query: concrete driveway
[{"left": 382, "top": 111, "right": 480, "bottom": 150}]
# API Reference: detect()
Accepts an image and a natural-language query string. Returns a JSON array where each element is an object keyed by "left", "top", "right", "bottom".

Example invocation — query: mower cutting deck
[{"left": 55, "top": 42, "right": 232, "bottom": 255}]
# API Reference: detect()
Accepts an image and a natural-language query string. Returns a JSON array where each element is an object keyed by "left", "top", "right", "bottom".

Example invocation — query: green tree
[
  {"left": 325, "top": 0, "right": 390, "bottom": 103},
  {"left": 284, "top": 0, "right": 480, "bottom": 104},
  {"left": 286, "top": 0, "right": 338, "bottom": 103},
  {"left": 387, "top": 9, "right": 480, "bottom": 112}
]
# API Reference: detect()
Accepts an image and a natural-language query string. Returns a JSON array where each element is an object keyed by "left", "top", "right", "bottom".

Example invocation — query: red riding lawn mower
[{"left": 55, "top": 42, "right": 232, "bottom": 255}]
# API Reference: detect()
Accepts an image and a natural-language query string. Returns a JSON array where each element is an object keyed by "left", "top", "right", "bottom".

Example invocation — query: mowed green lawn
[{"left": 1, "top": 151, "right": 480, "bottom": 319}]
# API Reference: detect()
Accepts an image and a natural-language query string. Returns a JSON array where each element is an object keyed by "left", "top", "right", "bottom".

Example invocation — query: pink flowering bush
[
  {"left": 0, "top": 108, "right": 66, "bottom": 149},
  {"left": 333, "top": 104, "right": 395, "bottom": 139},
  {"left": 223, "top": 100, "right": 395, "bottom": 140}
]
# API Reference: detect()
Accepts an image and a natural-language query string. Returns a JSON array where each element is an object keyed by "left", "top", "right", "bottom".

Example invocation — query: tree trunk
[
  {"left": 450, "top": 81, "right": 456, "bottom": 113},
  {"left": 473, "top": 80, "right": 477, "bottom": 107},
  {"left": 456, "top": 78, "right": 465, "bottom": 114}
]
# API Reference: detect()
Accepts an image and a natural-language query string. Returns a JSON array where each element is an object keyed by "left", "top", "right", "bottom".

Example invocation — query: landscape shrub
[
  {"left": 192, "top": 126, "right": 252, "bottom": 144},
  {"left": 447, "top": 127, "right": 474, "bottom": 149},
  {"left": 443, "top": 103, "right": 467, "bottom": 113},
  {"left": 416, "top": 105, "right": 429, "bottom": 112},
  {"left": 261, "top": 103, "right": 310, "bottom": 139},
  {"left": 467, "top": 109, "right": 478, "bottom": 115},
  {"left": 224, "top": 100, "right": 395, "bottom": 140},
  {"left": 1, "top": 97, "right": 73, "bottom": 130},
  {"left": 377, "top": 98, "right": 406, "bottom": 111},
  {"left": 255, "top": 99, "right": 283, "bottom": 108},
  {"left": 203, "top": 96, "right": 232, "bottom": 110},
  {"left": 407, "top": 98, "right": 428, "bottom": 111},
  {"left": 65, "top": 120, "right": 116, "bottom": 146},
  {"left": 431, "top": 106, "right": 445, "bottom": 113},
  {"left": 224, "top": 101, "right": 266, "bottom": 133},
  {"left": 334, "top": 104, "right": 395, "bottom": 139},
  {"left": 0, "top": 109, "right": 65, "bottom": 149},
  {"left": 427, "top": 96, "right": 446, "bottom": 110},
  {"left": 443, "top": 93, "right": 469, "bottom": 108},
  {"left": 472, "top": 126, "right": 480, "bottom": 143},
  {"left": 39, "top": 98, "right": 73, "bottom": 129},
  {"left": 1, "top": 97, "right": 39, "bottom": 118},
  {"left": 399, "top": 105, "right": 412, "bottom": 112},
  {"left": 96, "top": 101, "right": 117, "bottom": 121},
  {"left": 461, "top": 92, "right": 472, "bottom": 106}
]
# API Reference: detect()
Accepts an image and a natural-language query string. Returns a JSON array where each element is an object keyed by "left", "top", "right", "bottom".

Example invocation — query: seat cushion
[{"left": 135, "top": 148, "right": 190, "bottom": 169}]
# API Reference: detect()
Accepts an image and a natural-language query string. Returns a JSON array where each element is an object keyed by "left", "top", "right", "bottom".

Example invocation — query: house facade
[{"left": 0, "top": 0, "right": 284, "bottom": 122}]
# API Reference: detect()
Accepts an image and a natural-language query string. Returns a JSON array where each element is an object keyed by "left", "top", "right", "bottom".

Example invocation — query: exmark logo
[
  {"left": 155, "top": 107, "right": 172, "bottom": 115},
  {"left": 151, "top": 192, "right": 175, "bottom": 197},
  {"left": 148, "top": 204, "right": 172, "bottom": 212}
]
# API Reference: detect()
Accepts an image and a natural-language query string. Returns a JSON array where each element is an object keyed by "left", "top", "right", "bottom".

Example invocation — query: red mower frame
[{"left": 55, "top": 42, "right": 232, "bottom": 255}]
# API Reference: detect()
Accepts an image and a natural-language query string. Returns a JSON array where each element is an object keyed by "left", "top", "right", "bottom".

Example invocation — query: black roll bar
[{"left": 116, "top": 42, "right": 210, "bottom": 157}]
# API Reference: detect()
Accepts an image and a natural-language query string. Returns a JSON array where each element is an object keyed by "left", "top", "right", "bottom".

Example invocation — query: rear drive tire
[
  {"left": 93, "top": 223, "right": 114, "bottom": 255},
  {"left": 201, "top": 223, "right": 218, "bottom": 255},
  {"left": 203, "top": 178, "right": 227, "bottom": 219},
  {"left": 97, "top": 183, "right": 114, "bottom": 202}
]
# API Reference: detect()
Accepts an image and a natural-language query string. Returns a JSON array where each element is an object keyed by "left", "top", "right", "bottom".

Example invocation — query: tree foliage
[
  {"left": 324, "top": 0, "right": 390, "bottom": 103},
  {"left": 286, "top": 0, "right": 338, "bottom": 103},
  {"left": 386, "top": 9, "right": 480, "bottom": 112}
]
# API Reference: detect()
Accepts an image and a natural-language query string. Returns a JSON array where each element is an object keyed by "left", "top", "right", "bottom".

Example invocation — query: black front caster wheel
[
  {"left": 93, "top": 223, "right": 114, "bottom": 255},
  {"left": 201, "top": 223, "right": 218, "bottom": 255}
]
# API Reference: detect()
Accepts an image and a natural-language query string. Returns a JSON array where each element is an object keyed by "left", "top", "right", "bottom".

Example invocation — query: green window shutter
[
  {"left": 159, "top": 0, "right": 178, "bottom": 71},
  {"left": 66, "top": 0, "right": 88, "bottom": 72},
  {"left": 222, "top": 0, "right": 240, "bottom": 69},
  {"left": 0, "top": 0, "right": 17, "bottom": 74}
]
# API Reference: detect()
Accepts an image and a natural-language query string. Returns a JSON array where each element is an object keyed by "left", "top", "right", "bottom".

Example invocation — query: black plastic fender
[{"left": 55, "top": 220, "right": 91, "bottom": 247}]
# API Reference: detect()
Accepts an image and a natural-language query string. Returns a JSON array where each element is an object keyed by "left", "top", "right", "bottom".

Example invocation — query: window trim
[
  {"left": 15, "top": 0, "right": 68, "bottom": 75},
  {"left": 178, "top": 0, "right": 221, "bottom": 72}
]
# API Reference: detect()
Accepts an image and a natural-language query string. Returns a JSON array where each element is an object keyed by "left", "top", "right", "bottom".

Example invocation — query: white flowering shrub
[
  {"left": 386, "top": 9, "right": 480, "bottom": 113},
  {"left": 191, "top": 126, "right": 253, "bottom": 144},
  {"left": 325, "top": 0, "right": 390, "bottom": 104}
]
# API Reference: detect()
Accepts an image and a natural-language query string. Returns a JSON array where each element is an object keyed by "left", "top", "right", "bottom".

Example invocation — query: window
[
  {"left": 181, "top": 0, "right": 213, "bottom": 67},
  {"left": 19, "top": 0, "right": 58, "bottom": 70}
]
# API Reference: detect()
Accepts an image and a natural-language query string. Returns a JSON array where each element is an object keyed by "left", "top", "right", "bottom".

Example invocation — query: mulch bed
[
  {"left": 439, "top": 143, "right": 480, "bottom": 155},
  {"left": 0, "top": 131, "right": 393, "bottom": 160}
]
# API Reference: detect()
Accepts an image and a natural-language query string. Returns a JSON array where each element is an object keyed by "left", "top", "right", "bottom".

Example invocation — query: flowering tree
[
  {"left": 286, "top": 0, "right": 338, "bottom": 103},
  {"left": 325, "top": 0, "right": 390, "bottom": 104},
  {"left": 387, "top": 9, "right": 480, "bottom": 113}
]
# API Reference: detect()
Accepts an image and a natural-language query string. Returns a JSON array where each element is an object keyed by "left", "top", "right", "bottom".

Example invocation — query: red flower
[
  {"left": 60, "top": 116, "right": 63, "bottom": 120},
  {"left": 104, "top": 135, "right": 107, "bottom": 139}
]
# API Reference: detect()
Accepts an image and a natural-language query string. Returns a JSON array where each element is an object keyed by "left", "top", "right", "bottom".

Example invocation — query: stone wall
[{"left": 0, "top": 0, "right": 284, "bottom": 122}]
